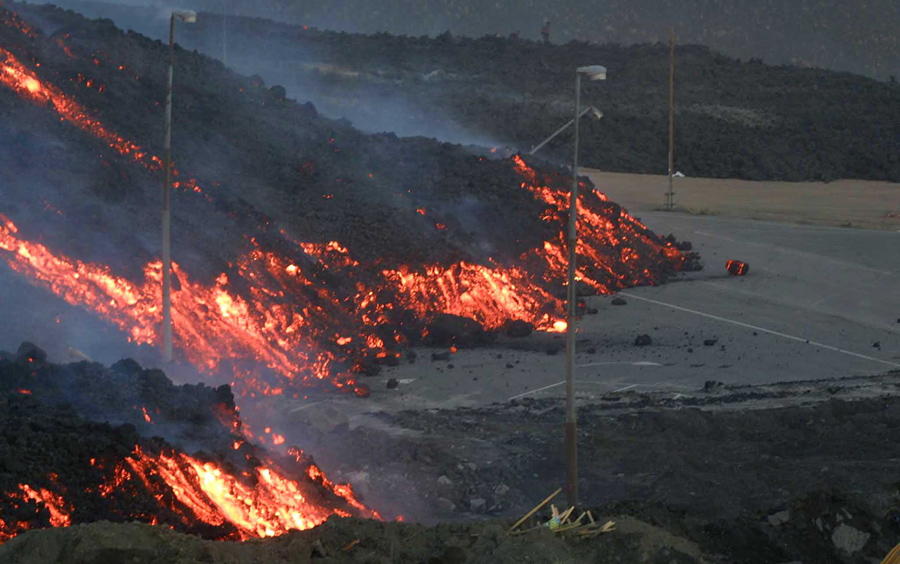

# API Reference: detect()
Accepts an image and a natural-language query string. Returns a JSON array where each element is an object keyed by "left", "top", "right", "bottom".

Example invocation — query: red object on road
[{"left": 726, "top": 260, "right": 749, "bottom": 276}]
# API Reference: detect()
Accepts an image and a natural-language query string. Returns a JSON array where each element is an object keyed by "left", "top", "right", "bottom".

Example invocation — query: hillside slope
[
  {"left": 24, "top": 1, "right": 900, "bottom": 183},
  {"left": 45, "top": 0, "right": 900, "bottom": 81}
]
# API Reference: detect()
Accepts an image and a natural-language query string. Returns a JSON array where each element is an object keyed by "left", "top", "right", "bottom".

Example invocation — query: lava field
[
  {"left": 0, "top": 2, "right": 696, "bottom": 399},
  {"left": 0, "top": 0, "right": 703, "bottom": 547}
]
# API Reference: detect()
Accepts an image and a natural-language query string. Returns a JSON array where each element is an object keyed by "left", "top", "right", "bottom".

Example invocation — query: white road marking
[
  {"left": 508, "top": 378, "right": 689, "bottom": 401},
  {"left": 508, "top": 362, "right": 665, "bottom": 400},
  {"left": 623, "top": 293, "right": 900, "bottom": 369},
  {"left": 508, "top": 381, "right": 565, "bottom": 401},
  {"left": 288, "top": 401, "right": 323, "bottom": 414},
  {"left": 577, "top": 360, "right": 662, "bottom": 368}
]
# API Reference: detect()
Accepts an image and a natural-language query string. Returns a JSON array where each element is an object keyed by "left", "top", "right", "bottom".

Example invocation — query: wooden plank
[{"left": 508, "top": 488, "right": 562, "bottom": 533}]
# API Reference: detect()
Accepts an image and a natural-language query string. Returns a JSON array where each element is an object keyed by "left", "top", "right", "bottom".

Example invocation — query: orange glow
[
  {"left": 141, "top": 406, "right": 152, "bottom": 423},
  {"left": 117, "top": 446, "right": 378, "bottom": 539},
  {"left": 512, "top": 155, "right": 683, "bottom": 292},
  {"left": 0, "top": 47, "right": 155, "bottom": 169},
  {"left": 0, "top": 46, "right": 210, "bottom": 200},
  {"left": 0, "top": 215, "right": 353, "bottom": 393},
  {"left": 17, "top": 484, "right": 72, "bottom": 528},
  {"left": 382, "top": 261, "right": 563, "bottom": 331}
]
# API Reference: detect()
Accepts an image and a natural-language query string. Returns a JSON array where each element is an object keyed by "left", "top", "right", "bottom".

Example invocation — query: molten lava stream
[
  {"left": 0, "top": 446, "right": 379, "bottom": 543},
  {"left": 120, "top": 447, "right": 359, "bottom": 538},
  {"left": 0, "top": 43, "right": 207, "bottom": 199}
]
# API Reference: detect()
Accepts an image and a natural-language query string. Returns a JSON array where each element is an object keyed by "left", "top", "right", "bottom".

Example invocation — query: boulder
[
  {"left": 16, "top": 342, "right": 46, "bottom": 365},
  {"left": 506, "top": 320, "right": 534, "bottom": 338},
  {"left": 426, "top": 314, "right": 485, "bottom": 346}
]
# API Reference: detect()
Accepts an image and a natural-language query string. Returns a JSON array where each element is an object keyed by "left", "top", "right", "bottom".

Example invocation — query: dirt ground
[
  {"left": 270, "top": 372, "right": 900, "bottom": 564},
  {"left": 585, "top": 169, "right": 900, "bottom": 231},
  {"left": 0, "top": 515, "right": 715, "bottom": 564}
]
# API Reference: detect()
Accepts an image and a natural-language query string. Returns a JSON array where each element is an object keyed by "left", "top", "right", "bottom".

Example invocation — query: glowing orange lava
[
  {"left": 382, "top": 262, "right": 563, "bottom": 331},
  {"left": 0, "top": 43, "right": 209, "bottom": 200},
  {"left": 16, "top": 485, "right": 72, "bottom": 528},
  {"left": 118, "top": 446, "right": 377, "bottom": 539},
  {"left": 0, "top": 46, "right": 154, "bottom": 167}
]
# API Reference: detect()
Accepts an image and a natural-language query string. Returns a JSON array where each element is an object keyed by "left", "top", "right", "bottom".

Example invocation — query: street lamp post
[
  {"left": 565, "top": 64, "right": 606, "bottom": 509},
  {"left": 162, "top": 9, "right": 196, "bottom": 363}
]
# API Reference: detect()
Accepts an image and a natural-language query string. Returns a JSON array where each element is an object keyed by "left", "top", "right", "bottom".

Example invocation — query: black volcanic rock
[
  {"left": 110, "top": 358, "right": 143, "bottom": 376},
  {"left": 426, "top": 314, "right": 486, "bottom": 347},
  {"left": 15, "top": 342, "right": 46, "bottom": 365},
  {"left": 505, "top": 320, "right": 534, "bottom": 338},
  {"left": 38, "top": 2, "right": 900, "bottom": 184}
]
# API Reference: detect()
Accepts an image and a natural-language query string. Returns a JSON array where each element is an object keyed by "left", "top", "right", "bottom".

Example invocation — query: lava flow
[
  {"left": 0, "top": 3, "right": 693, "bottom": 549},
  {"left": 0, "top": 445, "right": 378, "bottom": 543},
  {"left": 0, "top": 40, "right": 204, "bottom": 195},
  {"left": 0, "top": 44, "right": 155, "bottom": 167},
  {"left": 0, "top": 8, "right": 686, "bottom": 396},
  {"left": 115, "top": 446, "right": 378, "bottom": 539}
]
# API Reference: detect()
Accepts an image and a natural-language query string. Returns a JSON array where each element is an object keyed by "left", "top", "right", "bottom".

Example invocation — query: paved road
[{"left": 273, "top": 212, "right": 900, "bottom": 430}]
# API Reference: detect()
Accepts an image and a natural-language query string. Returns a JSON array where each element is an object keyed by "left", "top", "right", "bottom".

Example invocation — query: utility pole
[
  {"left": 162, "top": 10, "right": 196, "bottom": 363},
  {"left": 565, "top": 69, "right": 582, "bottom": 510},
  {"left": 162, "top": 13, "right": 176, "bottom": 363},
  {"left": 665, "top": 27, "right": 676, "bottom": 211},
  {"left": 566, "top": 64, "right": 606, "bottom": 510}
]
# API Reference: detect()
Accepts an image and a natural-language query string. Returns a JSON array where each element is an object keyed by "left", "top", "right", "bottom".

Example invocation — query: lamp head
[
  {"left": 589, "top": 106, "right": 604, "bottom": 120},
  {"left": 577, "top": 65, "right": 607, "bottom": 81},
  {"left": 173, "top": 10, "right": 197, "bottom": 23}
]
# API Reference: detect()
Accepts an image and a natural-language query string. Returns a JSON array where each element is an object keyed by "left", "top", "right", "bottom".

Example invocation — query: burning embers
[
  {"left": 0, "top": 41, "right": 205, "bottom": 197},
  {"left": 0, "top": 4, "right": 695, "bottom": 548}
]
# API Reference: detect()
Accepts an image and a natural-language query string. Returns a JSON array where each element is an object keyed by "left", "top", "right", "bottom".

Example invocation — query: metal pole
[
  {"left": 565, "top": 71, "right": 581, "bottom": 509},
  {"left": 666, "top": 27, "right": 675, "bottom": 210},
  {"left": 530, "top": 106, "right": 594, "bottom": 155},
  {"left": 162, "top": 13, "right": 175, "bottom": 362}
]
